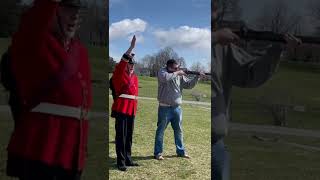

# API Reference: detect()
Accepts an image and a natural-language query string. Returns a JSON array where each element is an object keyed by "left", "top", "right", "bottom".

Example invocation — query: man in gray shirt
[
  {"left": 212, "top": 31, "right": 301, "bottom": 180},
  {"left": 212, "top": 1, "right": 301, "bottom": 179},
  {"left": 154, "top": 59, "right": 205, "bottom": 160}
]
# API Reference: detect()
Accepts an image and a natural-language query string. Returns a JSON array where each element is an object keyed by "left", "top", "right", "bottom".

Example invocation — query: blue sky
[{"left": 109, "top": 0, "right": 211, "bottom": 69}]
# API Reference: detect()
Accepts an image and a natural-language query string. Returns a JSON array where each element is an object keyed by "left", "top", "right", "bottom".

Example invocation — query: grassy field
[
  {"left": 228, "top": 62, "right": 320, "bottom": 180},
  {"left": 0, "top": 38, "right": 108, "bottom": 180},
  {"left": 108, "top": 99, "right": 211, "bottom": 180},
  {"left": 228, "top": 61, "right": 320, "bottom": 179},
  {"left": 232, "top": 62, "right": 320, "bottom": 130},
  {"left": 225, "top": 132, "right": 320, "bottom": 180}
]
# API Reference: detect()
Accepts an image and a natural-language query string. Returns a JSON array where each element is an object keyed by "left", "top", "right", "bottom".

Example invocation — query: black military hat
[
  {"left": 61, "top": 0, "right": 83, "bottom": 8},
  {"left": 128, "top": 53, "right": 136, "bottom": 64}
]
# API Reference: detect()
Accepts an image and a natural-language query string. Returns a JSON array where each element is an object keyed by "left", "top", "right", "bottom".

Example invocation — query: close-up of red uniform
[
  {"left": 111, "top": 58, "right": 138, "bottom": 117},
  {"left": 6, "top": 0, "right": 92, "bottom": 176}
]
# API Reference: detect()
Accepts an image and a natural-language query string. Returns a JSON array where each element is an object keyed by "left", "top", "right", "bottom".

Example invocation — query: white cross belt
[{"left": 31, "top": 103, "right": 88, "bottom": 120}]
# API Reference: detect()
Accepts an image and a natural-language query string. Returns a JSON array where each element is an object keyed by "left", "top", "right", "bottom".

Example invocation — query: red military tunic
[
  {"left": 111, "top": 57, "right": 138, "bottom": 117},
  {"left": 7, "top": 0, "right": 92, "bottom": 171}
]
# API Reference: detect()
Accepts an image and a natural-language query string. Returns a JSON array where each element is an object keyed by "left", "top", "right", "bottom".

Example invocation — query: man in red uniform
[
  {"left": 111, "top": 35, "right": 139, "bottom": 171},
  {"left": 6, "top": 0, "right": 92, "bottom": 179}
]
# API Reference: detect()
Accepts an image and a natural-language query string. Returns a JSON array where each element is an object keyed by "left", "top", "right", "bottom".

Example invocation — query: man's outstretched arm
[
  {"left": 181, "top": 75, "right": 199, "bottom": 89},
  {"left": 229, "top": 34, "right": 301, "bottom": 88}
]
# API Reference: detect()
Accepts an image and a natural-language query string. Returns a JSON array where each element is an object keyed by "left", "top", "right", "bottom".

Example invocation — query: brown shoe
[
  {"left": 155, "top": 154, "right": 164, "bottom": 160},
  {"left": 178, "top": 154, "right": 191, "bottom": 159}
]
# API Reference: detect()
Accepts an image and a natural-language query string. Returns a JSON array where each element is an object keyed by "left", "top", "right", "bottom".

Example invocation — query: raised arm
[
  {"left": 158, "top": 68, "right": 186, "bottom": 83},
  {"left": 229, "top": 43, "right": 283, "bottom": 88},
  {"left": 181, "top": 75, "right": 199, "bottom": 89},
  {"left": 230, "top": 34, "right": 301, "bottom": 88},
  {"left": 113, "top": 35, "right": 136, "bottom": 77},
  {"left": 112, "top": 35, "right": 136, "bottom": 92},
  {"left": 213, "top": 28, "right": 240, "bottom": 46}
]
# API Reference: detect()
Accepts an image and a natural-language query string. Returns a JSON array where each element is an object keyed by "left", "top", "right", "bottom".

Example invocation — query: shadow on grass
[{"left": 108, "top": 155, "right": 181, "bottom": 171}]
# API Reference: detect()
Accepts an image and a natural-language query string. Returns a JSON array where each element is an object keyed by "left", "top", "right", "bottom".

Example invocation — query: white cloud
[
  {"left": 153, "top": 26, "right": 211, "bottom": 54},
  {"left": 109, "top": 18, "right": 147, "bottom": 41}
]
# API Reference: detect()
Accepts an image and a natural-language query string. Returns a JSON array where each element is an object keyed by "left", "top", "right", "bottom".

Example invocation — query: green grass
[
  {"left": 108, "top": 99, "right": 211, "bottom": 180},
  {"left": 232, "top": 62, "right": 320, "bottom": 130},
  {"left": 225, "top": 132, "right": 320, "bottom": 180},
  {"left": 0, "top": 38, "right": 108, "bottom": 179}
]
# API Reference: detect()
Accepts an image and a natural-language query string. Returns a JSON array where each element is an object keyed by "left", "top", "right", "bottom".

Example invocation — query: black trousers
[
  {"left": 7, "top": 155, "right": 82, "bottom": 180},
  {"left": 115, "top": 113, "right": 135, "bottom": 167}
]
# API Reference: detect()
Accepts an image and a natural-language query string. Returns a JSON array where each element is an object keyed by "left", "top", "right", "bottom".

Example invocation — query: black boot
[
  {"left": 117, "top": 165, "right": 127, "bottom": 171},
  {"left": 126, "top": 162, "right": 139, "bottom": 167}
]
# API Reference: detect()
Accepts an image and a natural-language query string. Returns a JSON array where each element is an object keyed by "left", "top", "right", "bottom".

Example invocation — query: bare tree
[
  {"left": 207, "top": 61, "right": 211, "bottom": 72},
  {"left": 308, "top": 0, "right": 320, "bottom": 35},
  {"left": 190, "top": 62, "right": 206, "bottom": 72},
  {"left": 139, "top": 47, "right": 187, "bottom": 77},
  {"left": 309, "top": 0, "right": 320, "bottom": 21},
  {"left": 108, "top": 56, "right": 116, "bottom": 73},
  {"left": 215, "top": 0, "right": 242, "bottom": 24},
  {"left": 253, "top": 0, "right": 303, "bottom": 34},
  {"left": 78, "top": 0, "right": 107, "bottom": 46}
]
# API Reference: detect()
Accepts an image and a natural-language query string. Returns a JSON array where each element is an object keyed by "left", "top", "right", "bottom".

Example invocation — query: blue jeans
[
  {"left": 154, "top": 105, "right": 185, "bottom": 156},
  {"left": 212, "top": 139, "right": 230, "bottom": 180}
]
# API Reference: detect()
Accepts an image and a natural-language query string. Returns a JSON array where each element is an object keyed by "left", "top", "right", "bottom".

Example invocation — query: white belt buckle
[
  {"left": 31, "top": 103, "right": 84, "bottom": 120},
  {"left": 119, "top": 94, "right": 137, "bottom": 100}
]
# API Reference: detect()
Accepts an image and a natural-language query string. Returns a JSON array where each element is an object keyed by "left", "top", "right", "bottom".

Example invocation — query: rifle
[
  {"left": 234, "top": 27, "right": 320, "bottom": 44},
  {"left": 185, "top": 70, "right": 211, "bottom": 76},
  {"left": 179, "top": 68, "right": 211, "bottom": 76}
]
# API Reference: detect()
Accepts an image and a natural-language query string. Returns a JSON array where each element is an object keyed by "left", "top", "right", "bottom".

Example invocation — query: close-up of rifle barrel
[{"left": 185, "top": 71, "right": 211, "bottom": 75}]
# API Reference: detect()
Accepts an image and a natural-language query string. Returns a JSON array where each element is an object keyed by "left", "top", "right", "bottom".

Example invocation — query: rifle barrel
[
  {"left": 185, "top": 71, "right": 211, "bottom": 75},
  {"left": 234, "top": 30, "right": 320, "bottom": 44}
]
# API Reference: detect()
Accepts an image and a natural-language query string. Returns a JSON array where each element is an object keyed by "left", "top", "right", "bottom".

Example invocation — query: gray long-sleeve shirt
[
  {"left": 212, "top": 43, "right": 283, "bottom": 142},
  {"left": 157, "top": 68, "right": 199, "bottom": 106}
]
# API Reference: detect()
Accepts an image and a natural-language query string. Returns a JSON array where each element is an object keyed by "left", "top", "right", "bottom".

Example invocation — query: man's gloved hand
[
  {"left": 174, "top": 70, "right": 187, "bottom": 76},
  {"left": 284, "top": 34, "right": 302, "bottom": 52},
  {"left": 199, "top": 71, "right": 206, "bottom": 80},
  {"left": 214, "top": 28, "right": 240, "bottom": 46}
]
